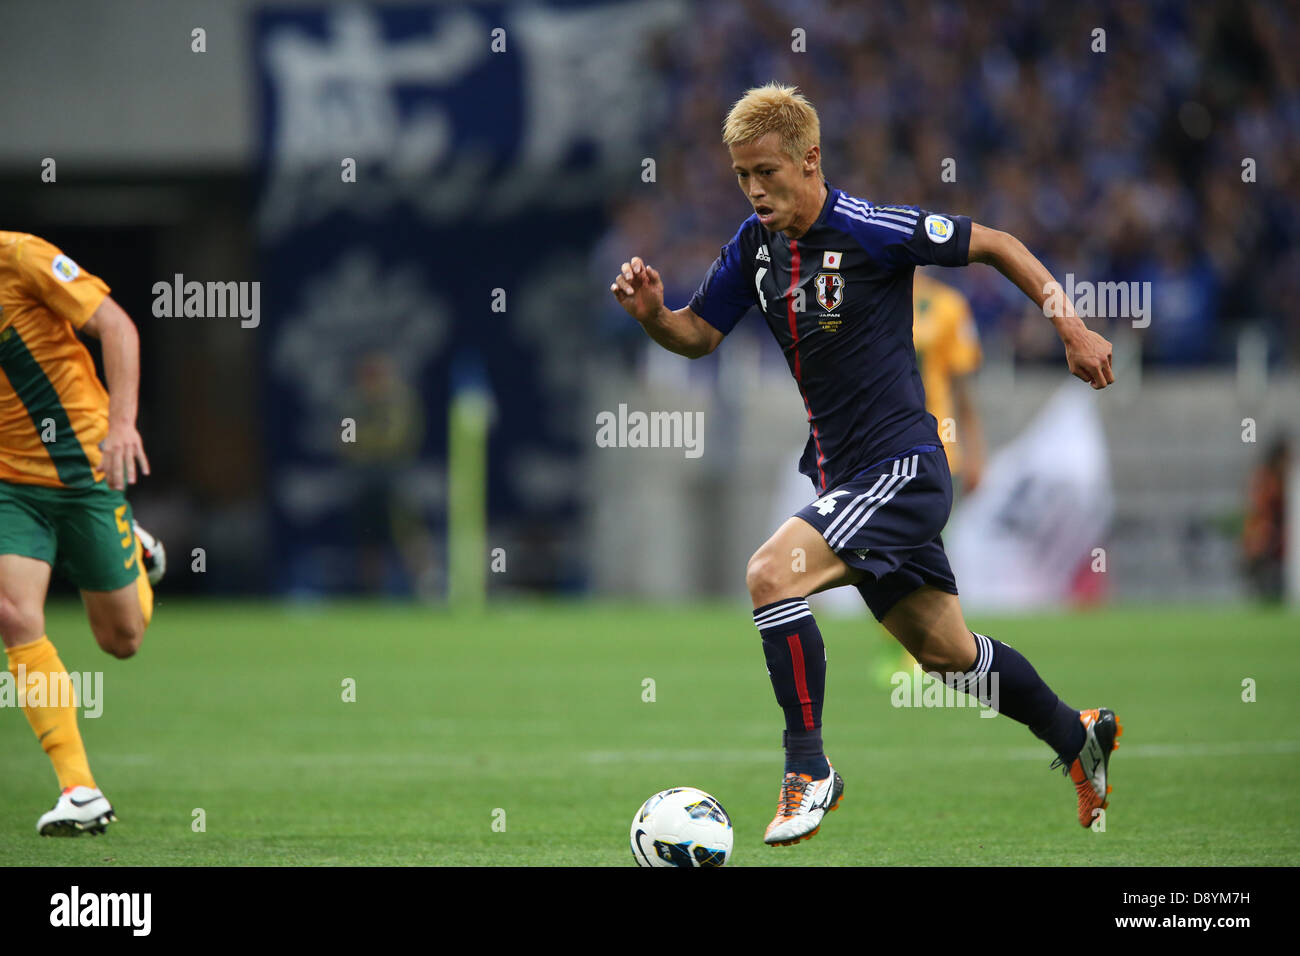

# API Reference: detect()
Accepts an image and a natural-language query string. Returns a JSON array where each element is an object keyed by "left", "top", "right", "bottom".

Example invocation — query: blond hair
[{"left": 722, "top": 83, "right": 821, "bottom": 171}]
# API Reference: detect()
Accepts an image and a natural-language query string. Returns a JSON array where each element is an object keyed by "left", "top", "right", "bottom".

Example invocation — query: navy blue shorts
[{"left": 794, "top": 445, "right": 958, "bottom": 621}]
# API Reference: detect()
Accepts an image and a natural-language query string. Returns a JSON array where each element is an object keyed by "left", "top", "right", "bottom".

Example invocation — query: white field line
[
  {"left": 93, "top": 740, "right": 1300, "bottom": 771},
  {"left": 584, "top": 740, "right": 1300, "bottom": 764}
]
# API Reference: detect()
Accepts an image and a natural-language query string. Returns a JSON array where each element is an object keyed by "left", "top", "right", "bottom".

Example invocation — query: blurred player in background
[
  {"left": 1242, "top": 436, "right": 1289, "bottom": 601},
  {"left": 0, "top": 232, "right": 165, "bottom": 836},
  {"left": 612, "top": 84, "right": 1120, "bottom": 849},
  {"left": 913, "top": 270, "right": 985, "bottom": 496}
]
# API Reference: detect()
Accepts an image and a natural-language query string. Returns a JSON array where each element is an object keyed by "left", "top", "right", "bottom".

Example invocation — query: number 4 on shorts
[{"left": 811, "top": 491, "right": 850, "bottom": 516}]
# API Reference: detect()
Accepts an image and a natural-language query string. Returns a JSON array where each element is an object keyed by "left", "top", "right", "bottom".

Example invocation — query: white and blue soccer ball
[{"left": 630, "top": 787, "right": 733, "bottom": 867}]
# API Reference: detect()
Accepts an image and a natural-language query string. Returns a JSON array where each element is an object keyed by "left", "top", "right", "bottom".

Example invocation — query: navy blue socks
[
  {"left": 753, "top": 598, "right": 831, "bottom": 778},
  {"left": 755, "top": 605, "right": 1085, "bottom": 775},
  {"left": 946, "top": 632, "right": 1086, "bottom": 763}
]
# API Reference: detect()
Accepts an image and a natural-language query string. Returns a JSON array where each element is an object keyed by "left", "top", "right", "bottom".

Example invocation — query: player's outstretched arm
[
  {"left": 968, "top": 223, "right": 1114, "bottom": 389},
  {"left": 81, "top": 295, "right": 150, "bottom": 490},
  {"left": 610, "top": 256, "right": 723, "bottom": 359}
]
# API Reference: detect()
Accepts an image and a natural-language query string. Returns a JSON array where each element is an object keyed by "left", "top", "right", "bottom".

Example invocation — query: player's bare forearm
[
  {"left": 99, "top": 320, "right": 141, "bottom": 428},
  {"left": 81, "top": 296, "right": 151, "bottom": 486},
  {"left": 610, "top": 256, "right": 723, "bottom": 359},
  {"left": 83, "top": 297, "right": 141, "bottom": 426},
  {"left": 968, "top": 224, "right": 1083, "bottom": 337},
  {"left": 967, "top": 223, "right": 1114, "bottom": 388},
  {"left": 637, "top": 305, "right": 722, "bottom": 359}
]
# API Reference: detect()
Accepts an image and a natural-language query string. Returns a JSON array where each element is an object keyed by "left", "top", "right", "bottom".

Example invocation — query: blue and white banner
[
  {"left": 946, "top": 384, "right": 1114, "bottom": 611},
  {"left": 253, "top": 1, "right": 682, "bottom": 595}
]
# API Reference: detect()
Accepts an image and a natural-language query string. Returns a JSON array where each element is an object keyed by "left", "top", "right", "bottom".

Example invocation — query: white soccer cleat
[
  {"left": 37, "top": 786, "right": 117, "bottom": 836},
  {"left": 133, "top": 521, "right": 166, "bottom": 586},
  {"left": 763, "top": 762, "right": 845, "bottom": 846}
]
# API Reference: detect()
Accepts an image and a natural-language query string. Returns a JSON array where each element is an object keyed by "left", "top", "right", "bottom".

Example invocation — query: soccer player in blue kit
[{"left": 611, "top": 84, "right": 1122, "bottom": 847}]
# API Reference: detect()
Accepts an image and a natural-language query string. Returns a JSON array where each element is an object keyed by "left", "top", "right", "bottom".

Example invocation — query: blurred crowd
[{"left": 595, "top": 0, "right": 1300, "bottom": 367}]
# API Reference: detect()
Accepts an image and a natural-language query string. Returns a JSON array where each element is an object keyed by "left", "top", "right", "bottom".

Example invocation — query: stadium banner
[
  {"left": 253, "top": 1, "right": 682, "bottom": 596},
  {"left": 945, "top": 384, "right": 1114, "bottom": 611}
]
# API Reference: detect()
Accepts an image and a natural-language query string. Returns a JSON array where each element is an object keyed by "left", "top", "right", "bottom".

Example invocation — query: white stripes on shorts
[{"left": 822, "top": 454, "right": 919, "bottom": 551}]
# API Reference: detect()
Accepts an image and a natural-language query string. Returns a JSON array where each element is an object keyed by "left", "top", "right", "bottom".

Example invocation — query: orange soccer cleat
[
  {"left": 1053, "top": 708, "right": 1124, "bottom": 828},
  {"left": 764, "top": 762, "right": 844, "bottom": 846}
]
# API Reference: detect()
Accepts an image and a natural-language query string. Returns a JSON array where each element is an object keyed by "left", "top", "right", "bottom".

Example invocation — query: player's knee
[
  {"left": 915, "top": 646, "right": 971, "bottom": 677},
  {"left": 92, "top": 617, "right": 144, "bottom": 660},
  {"left": 0, "top": 595, "right": 44, "bottom": 645},
  {"left": 746, "top": 548, "right": 797, "bottom": 606}
]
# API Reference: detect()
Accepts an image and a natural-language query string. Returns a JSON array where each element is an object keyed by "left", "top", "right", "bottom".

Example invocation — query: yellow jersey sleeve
[{"left": 14, "top": 235, "right": 109, "bottom": 328}]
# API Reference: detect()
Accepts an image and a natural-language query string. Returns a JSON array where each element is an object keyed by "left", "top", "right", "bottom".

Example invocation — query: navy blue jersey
[{"left": 689, "top": 184, "right": 972, "bottom": 492}]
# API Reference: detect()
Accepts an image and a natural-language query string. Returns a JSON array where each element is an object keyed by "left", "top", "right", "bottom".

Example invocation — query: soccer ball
[{"left": 629, "top": 787, "right": 733, "bottom": 867}]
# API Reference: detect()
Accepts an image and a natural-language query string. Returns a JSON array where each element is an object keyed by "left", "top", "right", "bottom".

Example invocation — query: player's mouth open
[{"left": 755, "top": 205, "right": 775, "bottom": 224}]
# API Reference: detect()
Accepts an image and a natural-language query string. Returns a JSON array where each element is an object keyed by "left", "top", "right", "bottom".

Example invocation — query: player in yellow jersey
[
  {"left": 0, "top": 232, "right": 165, "bottom": 836},
  {"left": 912, "top": 269, "right": 985, "bottom": 495}
]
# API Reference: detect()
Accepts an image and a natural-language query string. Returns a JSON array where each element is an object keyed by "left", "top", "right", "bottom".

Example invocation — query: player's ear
[{"left": 803, "top": 145, "right": 820, "bottom": 175}]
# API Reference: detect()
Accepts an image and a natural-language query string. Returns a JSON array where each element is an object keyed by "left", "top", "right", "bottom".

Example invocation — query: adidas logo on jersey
[{"left": 755, "top": 244, "right": 771, "bottom": 262}]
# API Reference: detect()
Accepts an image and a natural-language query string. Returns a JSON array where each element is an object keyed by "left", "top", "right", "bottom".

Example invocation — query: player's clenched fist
[
  {"left": 610, "top": 256, "right": 665, "bottom": 324},
  {"left": 1064, "top": 328, "right": 1115, "bottom": 390}
]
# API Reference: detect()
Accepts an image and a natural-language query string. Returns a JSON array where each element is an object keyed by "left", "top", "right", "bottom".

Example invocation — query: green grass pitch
[{"left": 2, "top": 599, "right": 1297, "bottom": 866}]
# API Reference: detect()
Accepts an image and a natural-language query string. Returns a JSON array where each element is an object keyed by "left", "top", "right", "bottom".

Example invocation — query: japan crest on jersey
[{"left": 814, "top": 272, "right": 844, "bottom": 312}]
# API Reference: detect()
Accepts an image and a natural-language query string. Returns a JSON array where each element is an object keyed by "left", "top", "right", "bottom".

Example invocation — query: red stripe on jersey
[
  {"left": 786, "top": 240, "right": 828, "bottom": 490},
  {"left": 786, "top": 241, "right": 802, "bottom": 380},
  {"left": 786, "top": 633, "right": 816, "bottom": 731},
  {"left": 801, "top": 393, "right": 828, "bottom": 491}
]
